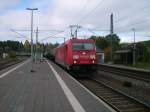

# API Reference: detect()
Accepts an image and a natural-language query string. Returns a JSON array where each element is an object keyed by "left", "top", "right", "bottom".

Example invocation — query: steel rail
[
  {"left": 98, "top": 64, "right": 150, "bottom": 82},
  {"left": 78, "top": 78, "right": 150, "bottom": 112}
]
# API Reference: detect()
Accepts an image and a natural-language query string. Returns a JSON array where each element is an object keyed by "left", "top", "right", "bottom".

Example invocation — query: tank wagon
[{"left": 54, "top": 38, "right": 97, "bottom": 71}]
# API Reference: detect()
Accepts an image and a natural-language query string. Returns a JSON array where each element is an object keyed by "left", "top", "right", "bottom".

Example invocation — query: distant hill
[
  {"left": 121, "top": 40, "right": 150, "bottom": 49},
  {"left": 137, "top": 40, "right": 150, "bottom": 46}
]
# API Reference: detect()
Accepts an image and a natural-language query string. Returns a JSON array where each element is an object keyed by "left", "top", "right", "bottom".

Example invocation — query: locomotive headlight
[
  {"left": 73, "top": 60, "right": 77, "bottom": 64},
  {"left": 90, "top": 55, "right": 96, "bottom": 59},
  {"left": 73, "top": 55, "right": 79, "bottom": 59}
]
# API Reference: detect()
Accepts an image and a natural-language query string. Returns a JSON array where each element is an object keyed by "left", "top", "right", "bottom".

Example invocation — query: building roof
[{"left": 115, "top": 49, "right": 131, "bottom": 54}]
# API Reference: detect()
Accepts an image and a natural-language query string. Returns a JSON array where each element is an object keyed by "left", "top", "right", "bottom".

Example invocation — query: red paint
[{"left": 55, "top": 38, "right": 97, "bottom": 70}]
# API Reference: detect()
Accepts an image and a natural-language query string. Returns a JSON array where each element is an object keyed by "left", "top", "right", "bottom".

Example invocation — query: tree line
[
  {"left": 0, "top": 35, "right": 149, "bottom": 63},
  {"left": 90, "top": 34, "right": 150, "bottom": 63},
  {"left": 90, "top": 34, "right": 121, "bottom": 62},
  {"left": 0, "top": 40, "right": 24, "bottom": 53}
]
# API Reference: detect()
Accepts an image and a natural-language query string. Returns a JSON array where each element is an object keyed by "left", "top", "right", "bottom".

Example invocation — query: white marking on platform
[
  {"left": 48, "top": 61, "right": 117, "bottom": 112},
  {"left": 66, "top": 74, "right": 117, "bottom": 112},
  {"left": 62, "top": 69, "right": 116, "bottom": 112},
  {"left": 47, "top": 60, "right": 86, "bottom": 112},
  {"left": 0, "top": 59, "right": 29, "bottom": 79}
]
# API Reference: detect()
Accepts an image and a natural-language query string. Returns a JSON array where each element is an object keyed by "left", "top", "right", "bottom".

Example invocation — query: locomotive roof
[
  {"left": 65, "top": 38, "right": 95, "bottom": 44},
  {"left": 56, "top": 38, "right": 95, "bottom": 49}
]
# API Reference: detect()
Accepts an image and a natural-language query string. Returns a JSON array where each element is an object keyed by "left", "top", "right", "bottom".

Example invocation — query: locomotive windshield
[{"left": 73, "top": 43, "right": 95, "bottom": 50}]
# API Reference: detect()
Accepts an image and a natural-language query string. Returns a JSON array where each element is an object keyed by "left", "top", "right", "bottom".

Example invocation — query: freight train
[{"left": 50, "top": 38, "right": 97, "bottom": 71}]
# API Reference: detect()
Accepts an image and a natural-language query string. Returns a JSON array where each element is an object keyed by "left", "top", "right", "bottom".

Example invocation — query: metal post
[
  {"left": 26, "top": 8, "right": 38, "bottom": 72},
  {"left": 76, "top": 25, "right": 81, "bottom": 38},
  {"left": 132, "top": 28, "right": 136, "bottom": 66},
  {"left": 36, "top": 27, "right": 38, "bottom": 44},
  {"left": 64, "top": 37, "right": 65, "bottom": 43},
  {"left": 31, "top": 10, "right": 33, "bottom": 66},
  {"left": 35, "top": 27, "right": 38, "bottom": 63},
  {"left": 69, "top": 25, "right": 73, "bottom": 38},
  {"left": 110, "top": 13, "right": 114, "bottom": 63},
  {"left": 75, "top": 29, "right": 77, "bottom": 38},
  {"left": 70, "top": 26, "right": 73, "bottom": 38},
  {"left": 69, "top": 25, "right": 81, "bottom": 39}
]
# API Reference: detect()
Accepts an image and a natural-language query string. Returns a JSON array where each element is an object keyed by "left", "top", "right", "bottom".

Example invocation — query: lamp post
[
  {"left": 26, "top": 8, "right": 38, "bottom": 72},
  {"left": 132, "top": 28, "right": 136, "bottom": 66},
  {"left": 110, "top": 13, "right": 113, "bottom": 63}
]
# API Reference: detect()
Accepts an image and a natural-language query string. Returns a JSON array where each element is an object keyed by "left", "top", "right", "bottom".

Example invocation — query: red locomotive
[{"left": 54, "top": 38, "right": 97, "bottom": 71}]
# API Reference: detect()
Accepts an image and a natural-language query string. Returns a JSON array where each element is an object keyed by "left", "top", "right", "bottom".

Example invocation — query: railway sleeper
[
  {"left": 106, "top": 97, "right": 127, "bottom": 101},
  {"left": 99, "top": 92, "right": 119, "bottom": 95},
  {"left": 94, "top": 89, "right": 111, "bottom": 92},
  {"left": 117, "top": 104, "right": 144, "bottom": 109},
  {"left": 102, "top": 95, "right": 125, "bottom": 99},
  {"left": 99, "top": 93, "right": 121, "bottom": 97},
  {"left": 111, "top": 101, "right": 136, "bottom": 106},
  {"left": 121, "top": 107, "right": 149, "bottom": 112},
  {"left": 91, "top": 87, "right": 107, "bottom": 91}
]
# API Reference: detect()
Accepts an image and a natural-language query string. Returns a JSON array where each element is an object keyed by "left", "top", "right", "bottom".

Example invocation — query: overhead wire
[
  {"left": 115, "top": 19, "right": 150, "bottom": 33},
  {"left": 113, "top": 4, "right": 150, "bottom": 35},
  {"left": 41, "top": 31, "right": 65, "bottom": 41},
  {"left": 115, "top": 4, "right": 150, "bottom": 24},
  {"left": 69, "top": 0, "right": 90, "bottom": 25},
  {"left": 74, "top": 1, "right": 150, "bottom": 42},
  {"left": 77, "top": 0, "right": 106, "bottom": 25},
  {"left": 10, "top": 29, "right": 29, "bottom": 40},
  {"left": 67, "top": 0, "right": 106, "bottom": 38}
]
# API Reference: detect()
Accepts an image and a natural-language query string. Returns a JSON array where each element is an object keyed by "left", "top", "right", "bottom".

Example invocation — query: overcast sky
[{"left": 0, "top": 0, "right": 150, "bottom": 43}]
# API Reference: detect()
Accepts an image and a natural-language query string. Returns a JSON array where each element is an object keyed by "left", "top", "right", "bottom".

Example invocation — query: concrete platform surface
[{"left": 0, "top": 59, "right": 116, "bottom": 112}]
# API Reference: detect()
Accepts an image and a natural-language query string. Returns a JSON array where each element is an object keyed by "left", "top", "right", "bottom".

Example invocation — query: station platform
[
  {"left": 100, "top": 63, "right": 150, "bottom": 73},
  {"left": 0, "top": 59, "right": 116, "bottom": 112}
]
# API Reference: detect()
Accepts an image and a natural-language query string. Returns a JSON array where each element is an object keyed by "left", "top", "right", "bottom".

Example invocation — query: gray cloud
[
  {"left": 0, "top": 0, "right": 20, "bottom": 12},
  {"left": 0, "top": 0, "right": 150, "bottom": 43}
]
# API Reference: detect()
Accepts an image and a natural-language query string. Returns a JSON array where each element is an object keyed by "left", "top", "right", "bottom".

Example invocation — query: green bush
[{"left": 9, "top": 52, "right": 16, "bottom": 59}]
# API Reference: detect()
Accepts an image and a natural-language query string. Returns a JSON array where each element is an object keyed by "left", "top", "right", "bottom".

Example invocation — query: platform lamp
[
  {"left": 132, "top": 28, "right": 136, "bottom": 66},
  {"left": 26, "top": 8, "right": 38, "bottom": 72}
]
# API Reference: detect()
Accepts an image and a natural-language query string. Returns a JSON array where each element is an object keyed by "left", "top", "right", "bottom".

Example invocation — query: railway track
[
  {"left": 98, "top": 64, "right": 150, "bottom": 82},
  {"left": 0, "top": 58, "right": 27, "bottom": 70},
  {"left": 78, "top": 78, "right": 150, "bottom": 112}
]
